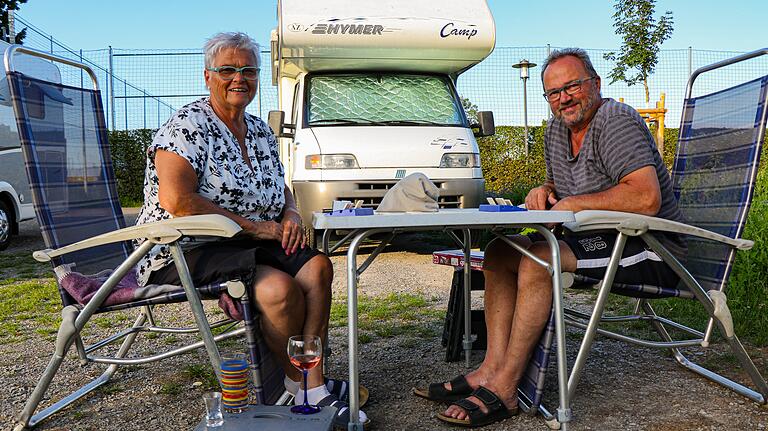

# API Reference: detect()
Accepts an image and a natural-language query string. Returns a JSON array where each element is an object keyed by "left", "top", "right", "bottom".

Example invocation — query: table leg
[
  {"left": 345, "top": 229, "right": 387, "bottom": 431},
  {"left": 462, "top": 228, "right": 473, "bottom": 368},
  {"left": 533, "top": 226, "right": 572, "bottom": 429}
]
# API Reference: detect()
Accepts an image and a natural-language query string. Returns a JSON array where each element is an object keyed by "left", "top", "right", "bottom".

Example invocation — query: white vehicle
[
  {"left": 268, "top": 0, "right": 496, "bottom": 243},
  {"left": 0, "top": 39, "right": 65, "bottom": 250}
]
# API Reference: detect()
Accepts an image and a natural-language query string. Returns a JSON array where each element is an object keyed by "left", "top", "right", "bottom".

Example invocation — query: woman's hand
[{"left": 280, "top": 209, "right": 306, "bottom": 255}]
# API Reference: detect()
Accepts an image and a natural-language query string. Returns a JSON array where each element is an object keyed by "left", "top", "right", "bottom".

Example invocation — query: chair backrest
[
  {"left": 672, "top": 74, "right": 768, "bottom": 292},
  {"left": 7, "top": 66, "right": 132, "bottom": 304}
]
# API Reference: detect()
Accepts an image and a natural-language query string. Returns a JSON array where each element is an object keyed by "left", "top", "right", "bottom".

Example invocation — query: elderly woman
[{"left": 134, "top": 32, "right": 368, "bottom": 427}]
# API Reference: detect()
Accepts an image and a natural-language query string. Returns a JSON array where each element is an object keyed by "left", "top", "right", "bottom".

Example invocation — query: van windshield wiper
[
  {"left": 309, "top": 117, "right": 385, "bottom": 126},
  {"left": 377, "top": 119, "right": 454, "bottom": 126}
]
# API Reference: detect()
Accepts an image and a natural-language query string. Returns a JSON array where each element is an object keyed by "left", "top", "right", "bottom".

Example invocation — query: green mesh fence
[{"left": 15, "top": 14, "right": 768, "bottom": 130}]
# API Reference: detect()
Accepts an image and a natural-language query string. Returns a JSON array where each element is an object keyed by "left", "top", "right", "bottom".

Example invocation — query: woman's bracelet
[{"left": 285, "top": 207, "right": 301, "bottom": 217}]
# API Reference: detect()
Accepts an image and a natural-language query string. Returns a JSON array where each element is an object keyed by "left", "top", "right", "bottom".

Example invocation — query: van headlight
[
  {"left": 439, "top": 153, "right": 480, "bottom": 168},
  {"left": 305, "top": 154, "right": 360, "bottom": 169}
]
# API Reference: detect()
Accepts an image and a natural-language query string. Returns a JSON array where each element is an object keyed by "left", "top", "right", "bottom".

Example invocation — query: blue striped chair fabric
[
  {"left": 672, "top": 75, "right": 768, "bottom": 293},
  {"left": 7, "top": 71, "right": 285, "bottom": 409}
]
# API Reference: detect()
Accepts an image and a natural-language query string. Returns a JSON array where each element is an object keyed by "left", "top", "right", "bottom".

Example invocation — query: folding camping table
[{"left": 313, "top": 208, "right": 575, "bottom": 430}]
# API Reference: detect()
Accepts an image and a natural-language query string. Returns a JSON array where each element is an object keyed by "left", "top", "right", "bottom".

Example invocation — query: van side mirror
[
  {"left": 268, "top": 110, "right": 295, "bottom": 138},
  {"left": 474, "top": 111, "right": 495, "bottom": 137}
]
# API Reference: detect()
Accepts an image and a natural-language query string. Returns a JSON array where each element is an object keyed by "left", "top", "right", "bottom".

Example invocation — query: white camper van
[
  {"left": 0, "top": 40, "right": 64, "bottom": 250},
  {"left": 268, "top": 0, "right": 496, "bottom": 243}
]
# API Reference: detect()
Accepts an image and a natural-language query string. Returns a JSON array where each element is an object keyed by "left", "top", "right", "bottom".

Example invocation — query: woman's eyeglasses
[
  {"left": 207, "top": 66, "right": 260, "bottom": 81},
  {"left": 543, "top": 77, "right": 596, "bottom": 102}
]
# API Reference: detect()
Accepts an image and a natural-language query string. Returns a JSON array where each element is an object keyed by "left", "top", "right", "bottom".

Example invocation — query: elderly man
[{"left": 415, "top": 48, "right": 684, "bottom": 428}]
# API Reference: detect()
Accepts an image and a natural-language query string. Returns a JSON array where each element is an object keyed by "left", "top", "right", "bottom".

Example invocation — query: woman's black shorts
[{"left": 147, "top": 237, "right": 323, "bottom": 287}]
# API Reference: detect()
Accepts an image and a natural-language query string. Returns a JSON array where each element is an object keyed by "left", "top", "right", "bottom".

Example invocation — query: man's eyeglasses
[
  {"left": 207, "top": 66, "right": 260, "bottom": 81},
  {"left": 543, "top": 77, "right": 596, "bottom": 102}
]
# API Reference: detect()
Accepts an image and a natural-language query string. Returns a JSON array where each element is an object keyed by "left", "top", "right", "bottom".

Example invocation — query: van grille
[{"left": 334, "top": 193, "right": 461, "bottom": 210}]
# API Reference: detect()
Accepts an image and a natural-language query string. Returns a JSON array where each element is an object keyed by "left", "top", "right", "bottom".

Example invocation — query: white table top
[{"left": 312, "top": 208, "right": 574, "bottom": 230}]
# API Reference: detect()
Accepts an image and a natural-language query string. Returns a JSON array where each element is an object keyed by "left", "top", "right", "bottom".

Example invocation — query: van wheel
[{"left": 0, "top": 201, "right": 13, "bottom": 251}]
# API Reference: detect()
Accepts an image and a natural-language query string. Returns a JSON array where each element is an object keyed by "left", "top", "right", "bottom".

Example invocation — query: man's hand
[
  {"left": 280, "top": 210, "right": 306, "bottom": 255},
  {"left": 525, "top": 184, "right": 559, "bottom": 210}
]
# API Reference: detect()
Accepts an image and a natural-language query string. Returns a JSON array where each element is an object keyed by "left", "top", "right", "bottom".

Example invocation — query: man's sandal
[
  {"left": 436, "top": 386, "right": 518, "bottom": 428},
  {"left": 412, "top": 375, "right": 473, "bottom": 403},
  {"left": 316, "top": 394, "right": 371, "bottom": 430},
  {"left": 325, "top": 377, "right": 369, "bottom": 407}
]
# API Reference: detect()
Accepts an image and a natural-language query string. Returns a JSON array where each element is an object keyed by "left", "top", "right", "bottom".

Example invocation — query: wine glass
[{"left": 287, "top": 335, "right": 323, "bottom": 414}]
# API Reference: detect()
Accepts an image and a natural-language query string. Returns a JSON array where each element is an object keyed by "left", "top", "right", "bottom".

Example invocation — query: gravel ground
[{"left": 1, "top": 213, "right": 767, "bottom": 430}]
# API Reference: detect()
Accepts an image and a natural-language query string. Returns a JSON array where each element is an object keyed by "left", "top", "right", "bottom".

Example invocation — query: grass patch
[
  {"left": 159, "top": 381, "right": 184, "bottom": 395},
  {"left": 0, "top": 278, "right": 60, "bottom": 343},
  {"left": 330, "top": 292, "right": 443, "bottom": 342},
  {"left": 157, "top": 364, "right": 219, "bottom": 396},
  {"left": 0, "top": 251, "right": 49, "bottom": 280},
  {"left": 182, "top": 364, "right": 219, "bottom": 389},
  {"left": 98, "top": 382, "right": 123, "bottom": 396},
  {"left": 92, "top": 315, "right": 132, "bottom": 329}
]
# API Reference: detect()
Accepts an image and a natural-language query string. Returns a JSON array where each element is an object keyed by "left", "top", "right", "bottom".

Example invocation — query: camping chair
[
  {"left": 5, "top": 45, "right": 283, "bottom": 430},
  {"left": 562, "top": 49, "right": 768, "bottom": 408}
]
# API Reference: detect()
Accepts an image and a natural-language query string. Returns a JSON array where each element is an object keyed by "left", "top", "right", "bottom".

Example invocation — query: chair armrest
[
  {"left": 563, "top": 210, "right": 753, "bottom": 250},
  {"left": 33, "top": 214, "right": 243, "bottom": 262}
]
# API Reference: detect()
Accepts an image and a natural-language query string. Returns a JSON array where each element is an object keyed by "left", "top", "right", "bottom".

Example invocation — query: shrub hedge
[
  {"left": 109, "top": 129, "right": 154, "bottom": 206},
  {"left": 478, "top": 124, "right": 680, "bottom": 202}
]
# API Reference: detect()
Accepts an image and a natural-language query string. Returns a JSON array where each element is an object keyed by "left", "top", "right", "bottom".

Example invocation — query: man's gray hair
[
  {"left": 204, "top": 32, "right": 261, "bottom": 69},
  {"left": 540, "top": 48, "right": 599, "bottom": 82}
]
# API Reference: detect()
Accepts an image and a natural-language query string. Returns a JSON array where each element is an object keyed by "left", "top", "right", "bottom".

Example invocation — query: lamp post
[{"left": 512, "top": 59, "right": 537, "bottom": 157}]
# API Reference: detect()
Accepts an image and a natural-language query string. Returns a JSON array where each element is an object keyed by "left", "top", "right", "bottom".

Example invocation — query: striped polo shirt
[{"left": 544, "top": 98, "right": 686, "bottom": 259}]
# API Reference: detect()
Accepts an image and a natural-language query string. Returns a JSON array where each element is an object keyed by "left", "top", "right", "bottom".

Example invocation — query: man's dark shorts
[
  {"left": 148, "top": 237, "right": 323, "bottom": 287},
  {"left": 527, "top": 230, "right": 680, "bottom": 296}
]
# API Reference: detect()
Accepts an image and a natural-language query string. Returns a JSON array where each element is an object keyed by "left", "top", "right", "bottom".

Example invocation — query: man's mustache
[{"left": 558, "top": 102, "right": 577, "bottom": 114}]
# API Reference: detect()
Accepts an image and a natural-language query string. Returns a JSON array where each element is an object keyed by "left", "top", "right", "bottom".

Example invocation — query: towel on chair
[
  {"left": 377, "top": 172, "right": 440, "bottom": 212},
  {"left": 58, "top": 266, "right": 244, "bottom": 320}
]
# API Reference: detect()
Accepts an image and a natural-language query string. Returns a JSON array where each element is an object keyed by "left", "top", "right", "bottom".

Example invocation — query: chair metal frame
[
  {"left": 562, "top": 48, "right": 768, "bottom": 407},
  {"left": 6, "top": 45, "right": 274, "bottom": 430}
]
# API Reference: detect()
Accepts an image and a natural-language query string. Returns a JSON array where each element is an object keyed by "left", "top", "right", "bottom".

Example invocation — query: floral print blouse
[{"left": 135, "top": 97, "right": 286, "bottom": 285}]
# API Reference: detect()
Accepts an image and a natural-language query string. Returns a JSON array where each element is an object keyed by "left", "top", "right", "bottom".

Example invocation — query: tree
[
  {"left": 461, "top": 96, "right": 478, "bottom": 124},
  {"left": 603, "top": 0, "right": 673, "bottom": 105},
  {"left": 1, "top": 0, "right": 27, "bottom": 44}
]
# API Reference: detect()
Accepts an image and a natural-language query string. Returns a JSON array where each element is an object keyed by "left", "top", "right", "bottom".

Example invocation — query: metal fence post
[
  {"left": 109, "top": 46, "right": 116, "bottom": 131},
  {"left": 688, "top": 46, "right": 693, "bottom": 78},
  {"left": 8, "top": 10, "right": 15, "bottom": 41},
  {"left": 124, "top": 80, "right": 128, "bottom": 130},
  {"left": 143, "top": 90, "right": 147, "bottom": 129},
  {"left": 79, "top": 50, "right": 83, "bottom": 89}
]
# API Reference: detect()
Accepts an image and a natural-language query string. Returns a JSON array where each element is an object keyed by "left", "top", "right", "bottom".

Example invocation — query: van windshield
[{"left": 306, "top": 74, "right": 466, "bottom": 127}]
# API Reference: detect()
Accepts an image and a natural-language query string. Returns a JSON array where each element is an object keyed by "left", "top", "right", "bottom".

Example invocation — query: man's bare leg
[
  {"left": 443, "top": 235, "right": 532, "bottom": 392},
  {"left": 444, "top": 241, "right": 577, "bottom": 420}
]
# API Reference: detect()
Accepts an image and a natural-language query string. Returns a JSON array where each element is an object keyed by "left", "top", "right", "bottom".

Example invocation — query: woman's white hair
[{"left": 203, "top": 32, "right": 261, "bottom": 69}]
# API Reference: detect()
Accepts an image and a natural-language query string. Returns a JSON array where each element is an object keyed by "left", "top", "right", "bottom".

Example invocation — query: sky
[{"left": 14, "top": 0, "right": 766, "bottom": 53}]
